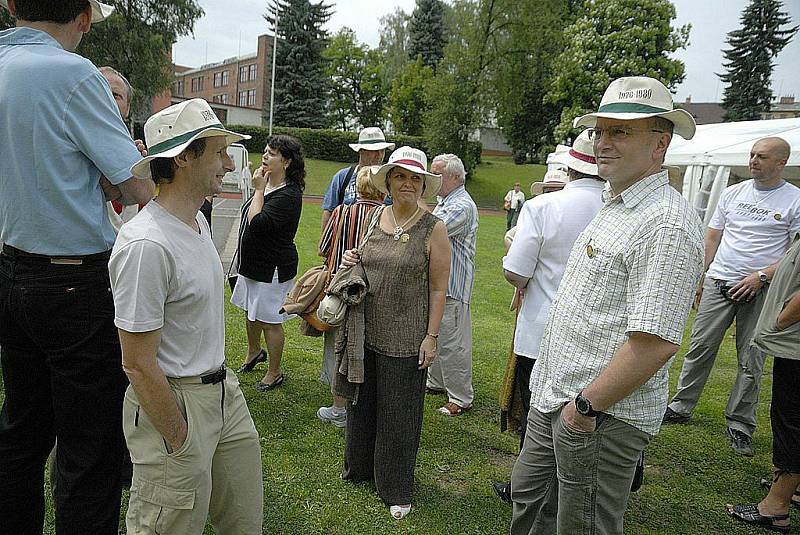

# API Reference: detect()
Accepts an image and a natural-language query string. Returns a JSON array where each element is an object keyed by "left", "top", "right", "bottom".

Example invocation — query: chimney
[
  {"left": 779, "top": 96, "right": 795, "bottom": 104},
  {"left": 685, "top": 95, "right": 692, "bottom": 104}
]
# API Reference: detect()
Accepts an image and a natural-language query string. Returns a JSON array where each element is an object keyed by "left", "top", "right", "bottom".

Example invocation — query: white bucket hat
[
  {"left": 531, "top": 170, "right": 568, "bottom": 196},
  {"left": 370, "top": 146, "right": 441, "bottom": 198},
  {"left": 573, "top": 76, "right": 696, "bottom": 140},
  {"left": 552, "top": 130, "right": 598, "bottom": 176},
  {"left": 0, "top": 0, "right": 115, "bottom": 22},
  {"left": 349, "top": 127, "right": 395, "bottom": 152},
  {"left": 131, "top": 98, "right": 250, "bottom": 179}
]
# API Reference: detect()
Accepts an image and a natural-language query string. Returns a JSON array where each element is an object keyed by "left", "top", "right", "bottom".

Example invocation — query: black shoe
[
  {"left": 662, "top": 407, "right": 690, "bottom": 425},
  {"left": 493, "top": 481, "right": 512, "bottom": 503},
  {"left": 727, "top": 427, "right": 754, "bottom": 457},
  {"left": 254, "top": 374, "right": 285, "bottom": 392},
  {"left": 236, "top": 349, "right": 267, "bottom": 373}
]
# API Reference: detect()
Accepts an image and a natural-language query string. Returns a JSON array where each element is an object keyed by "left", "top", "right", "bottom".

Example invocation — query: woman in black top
[{"left": 231, "top": 135, "right": 304, "bottom": 392}]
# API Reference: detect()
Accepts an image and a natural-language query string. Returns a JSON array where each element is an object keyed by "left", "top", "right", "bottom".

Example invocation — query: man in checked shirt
[{"left": 510, "top": 76, "right": 705, "bottom": 535}]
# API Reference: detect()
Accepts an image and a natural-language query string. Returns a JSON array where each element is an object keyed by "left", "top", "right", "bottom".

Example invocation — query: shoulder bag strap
[
  {"left": 325, "top": 204, "right": 350, "bottom": 273},
  {"left": 337, "top": 165, "right": 358, "bottom": 207}
]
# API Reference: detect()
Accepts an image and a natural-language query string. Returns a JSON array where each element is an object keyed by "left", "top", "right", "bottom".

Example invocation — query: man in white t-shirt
[
  {"left": 109, "top": 99, "right": 264, "bottom": 532},
  {"left": 504, "top": 182, "right": 526, "bottom": 230},
  {"left": 494, "top": 130, "right": 604, "bottom": 502},
  {"left": 664, "top": 136, "right": 800, "bottom": 456}
]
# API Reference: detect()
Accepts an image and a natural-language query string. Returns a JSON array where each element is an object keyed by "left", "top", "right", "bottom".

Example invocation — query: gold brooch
[
  {"left": 586, "top": 244, "right": 595, "bottom": 258},
  {"left": 774, "top": 213, "right": 782, "bottom": 221},
  {"left": 400, "top": 234, "right": 410, "bottom": 243}
]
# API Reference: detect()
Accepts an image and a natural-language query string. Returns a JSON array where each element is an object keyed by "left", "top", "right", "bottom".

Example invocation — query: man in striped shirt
[{"left": 427, "top": 154, "right": 479, "bottom": 416}]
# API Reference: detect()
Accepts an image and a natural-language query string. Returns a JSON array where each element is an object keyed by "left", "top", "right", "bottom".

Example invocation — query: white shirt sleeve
[
  {"left": 109, "top": 239, "right": 172, "bottom": 332},
  {"left": 708, "top": 187, "right": 730, "bottom": 231},
  {"left": 503, "top": 202, "right": 543, "bottom": 278}
]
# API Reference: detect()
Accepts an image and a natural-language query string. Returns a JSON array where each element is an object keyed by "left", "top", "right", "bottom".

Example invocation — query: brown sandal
[{"left": 437, "top": 402, "right": 471, "bottom": 416}]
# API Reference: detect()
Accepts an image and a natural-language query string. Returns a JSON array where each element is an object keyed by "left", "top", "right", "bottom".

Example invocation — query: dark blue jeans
[{"left": 0, "top": 248, "right": 127, "bottom": 535}]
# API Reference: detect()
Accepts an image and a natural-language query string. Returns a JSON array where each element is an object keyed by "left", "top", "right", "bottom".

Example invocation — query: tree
[
  {"left": 489, "top": 0, "right": 581, "bottom": 161},
  {"left": 718, "top": 0, "right": 798, "bottom": 121},
  {"left": 425, "top": 0, "right": 504, "bottom": 177},
  {"left": 544, "top": 0, "right": 690, "bottom": 143},
  {"left": 388, "top": 56, "right": 433, "bottom": 136},
  {"left": 323, "top": 28, "right": 387, "bottom": 130},
  {"left": 1, "top": 0, "right": 203, "bottom": 113},
  {"left": 377, "top": 8, "right": 411, "bottom": 88},
  {"left": 407, "top": 0, "right": 447, "bottom": 70},
  {"left": 267, "top": 0, "right": 333, "bottom": 129}
]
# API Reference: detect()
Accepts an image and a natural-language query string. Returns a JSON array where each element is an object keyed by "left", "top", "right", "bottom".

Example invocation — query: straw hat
[
  {"left": 348, "top": 127, "right": 395, "bottom": 152},
  {"left": 531, "top": 170, "right": 568, "bottom": 196},
  {"left": 369, "top": 146, "right": 441, "bottom": 197},
  {"left": 0, "top": 0, "right": 114, "bottom": 22},
  {"left": 130, "top": 99, "right": 250, "bottom": 179},
  {"left": 573, "top": 76, "right": 696, "bottom": 140},
  {"left": 552, "top": 130, "right": 598, "bottom": 176}
]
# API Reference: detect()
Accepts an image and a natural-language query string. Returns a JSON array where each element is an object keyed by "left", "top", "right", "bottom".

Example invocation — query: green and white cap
[
  {"left": 0, "top": 0, "right": 115, "bottom": 22},
  {"left": 349, "top": 127, "right": 395, "bottom": 152},
  {"left": 130, "top": 98, "right": 250, "bottom": 179},
  {"left": 573, "top": 76, "right": 696, "bottom": 140}
]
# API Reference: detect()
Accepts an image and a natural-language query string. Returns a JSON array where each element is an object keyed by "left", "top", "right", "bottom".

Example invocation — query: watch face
[{"left": 576, "top": 397, "right": 589, "bottom": 415}]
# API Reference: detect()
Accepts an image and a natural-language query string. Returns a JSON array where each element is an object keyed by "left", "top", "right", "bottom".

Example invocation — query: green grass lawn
[
  {"left": 7, "top": 204, "right": 782, "bottom": 534},
  {"left": 248, "top": 153, "right": 547, "bottom": 209}
]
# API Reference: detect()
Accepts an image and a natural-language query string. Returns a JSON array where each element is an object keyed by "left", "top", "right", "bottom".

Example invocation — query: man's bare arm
[
  {"left": 777, "top": 291, "right": 800, "bottom": 330},
  {"left": 116, "top": 177, "right": 155, "bottom": 206},
  {"left": 503, "top": 269, "right": 530, "bottom": 290},
  {"left": 119, "top": 328, "right": 187, "bottom": 452}
]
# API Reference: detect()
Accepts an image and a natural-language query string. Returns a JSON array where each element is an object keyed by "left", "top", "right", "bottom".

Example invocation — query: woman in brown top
[{"left": 340, "top": 146, "right": 451, "bottom": 520}]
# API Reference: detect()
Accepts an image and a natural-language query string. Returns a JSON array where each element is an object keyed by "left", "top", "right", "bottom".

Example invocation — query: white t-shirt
[
  {"left": 109, "top": 201, "right": 225, "bottom": 377},
  {"left": 505, "top": 189, "right": 526, "bottom": 210},
  {"left": 707, "top": 180, "right": 800, "bottom": 282},
  {"left": 503, "top": 179, "right": 605, "bottom": 359}
]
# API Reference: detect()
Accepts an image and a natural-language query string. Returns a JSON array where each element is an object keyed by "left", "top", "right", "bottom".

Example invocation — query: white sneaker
[{"left": 317, "top": 405, "right": 347, "bottom": 428}]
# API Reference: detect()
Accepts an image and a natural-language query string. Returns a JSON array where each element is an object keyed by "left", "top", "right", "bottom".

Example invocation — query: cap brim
[
  {"left": 131, "top": 127, "right": 251, "bottom": 179},
  {"left": 573, "top": 108, "right": 696, "bottom": 140},
  {"left": 370, "top": 163, "right": 441, "bottom": 198},
  {"left": 349, "top": 142, "right": 395, "bottom": 152}
]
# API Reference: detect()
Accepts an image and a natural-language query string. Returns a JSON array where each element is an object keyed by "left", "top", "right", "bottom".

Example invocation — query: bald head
[{"left": 749, "top": 137, "right": 791, "bottom": 185}]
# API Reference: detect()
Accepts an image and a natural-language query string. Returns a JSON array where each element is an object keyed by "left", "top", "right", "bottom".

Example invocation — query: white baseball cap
[{"left": 0, "top": 0, "right": 115, "bottom": 23}]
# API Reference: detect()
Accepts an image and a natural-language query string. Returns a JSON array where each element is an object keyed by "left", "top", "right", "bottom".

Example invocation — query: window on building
[
  {"left": 175, "top": 80, "right": 184, "bottom": 95},
  {"left": 249, "top": 64, "right": 257, "bottom": 81},
  {"left": 213, "top": 72, "right": 222, "bottom": 88},
  {"left": 215, "top": 94, "right": 228, "bottom": 104},
  {"left": 222, "top": 70, "right": 229, "bottom": 86},
  {"left": 191, "top": 76, "right": 204, "bottom": 92},
  {"left": 238, "top": 90, "right": 247, "bottom": 107},
  {"left": 247, "top": 89, "right": 257, "bottom": 107},
  {"left": 239, "top": 66, "right": 248, "bottom": 83}
]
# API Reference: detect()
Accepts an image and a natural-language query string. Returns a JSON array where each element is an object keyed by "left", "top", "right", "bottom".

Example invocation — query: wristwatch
[
  {"left": 758, "top": 271, "right": 768, "bottom": 284},
  {"left": 575, "top": 391, "right": 599, "bottom": 417}
]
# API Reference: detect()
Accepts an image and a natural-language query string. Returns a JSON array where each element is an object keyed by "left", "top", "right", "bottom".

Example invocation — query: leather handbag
[{"left": 316, "top": 206, "right": 384, "bottom": 327}]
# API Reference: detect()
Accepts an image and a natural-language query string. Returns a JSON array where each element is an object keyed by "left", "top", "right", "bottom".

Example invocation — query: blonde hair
[{"left": 356, "top": 166, "right": 384, "bottom": 201}]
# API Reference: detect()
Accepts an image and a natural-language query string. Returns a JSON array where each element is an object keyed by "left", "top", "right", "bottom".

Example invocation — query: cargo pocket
[{"left": 128, "top": 479, "right": 196, "bottom": 534}]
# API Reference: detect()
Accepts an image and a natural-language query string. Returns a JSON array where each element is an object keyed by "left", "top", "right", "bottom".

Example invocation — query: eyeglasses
[{"left": 587, "top": 126, "right": 665, "bottom": 141}]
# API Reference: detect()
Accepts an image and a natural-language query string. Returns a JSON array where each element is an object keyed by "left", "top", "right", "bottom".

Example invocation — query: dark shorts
[{"left": 772, "top": 357, "right": 800, "bottom": 473}]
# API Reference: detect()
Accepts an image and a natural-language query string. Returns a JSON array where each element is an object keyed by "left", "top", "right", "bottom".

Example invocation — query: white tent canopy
[{"left": 664, "top": 118, "right": 800, "bottom": 225}]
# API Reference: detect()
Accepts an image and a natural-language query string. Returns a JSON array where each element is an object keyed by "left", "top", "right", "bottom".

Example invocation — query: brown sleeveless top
[{"left": 362, "top": 210, "right": 438, "bottom": 357}]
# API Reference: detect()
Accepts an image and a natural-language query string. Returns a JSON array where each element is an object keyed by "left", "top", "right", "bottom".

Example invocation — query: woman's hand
[
  {"left": 252, "top": 165, "right": 269, "bottom": 190},
  {"left": 418, "top": 335, "right": 437, "bottom": 370},
  {"left": 339, "top": 248, "right": 360, "bottom": 269}
]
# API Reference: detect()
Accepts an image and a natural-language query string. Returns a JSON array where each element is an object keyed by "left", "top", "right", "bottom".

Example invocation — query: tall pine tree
[
  {"left": 266, "top": 0, "right": 332, "bottom": 129},
  {"left": 407, "top": 0, "right": 447, "bottom": 71},
  {"left": 718, "top": 0, "right": 797, "bottom": 122}
]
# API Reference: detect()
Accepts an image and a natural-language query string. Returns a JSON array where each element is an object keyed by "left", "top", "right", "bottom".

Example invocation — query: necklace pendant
[{"left": 400, "top": 233, "right": 410, "bottom": 243}]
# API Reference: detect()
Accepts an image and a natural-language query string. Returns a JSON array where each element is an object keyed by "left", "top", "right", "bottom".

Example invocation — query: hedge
[{"left": 225, "top": 124, "right": 482, "bottom": 175}]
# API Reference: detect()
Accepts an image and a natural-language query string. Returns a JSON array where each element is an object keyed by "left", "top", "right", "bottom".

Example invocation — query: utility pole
[{"left": 268, "top": 2, "right": 279, "bottom": 135}]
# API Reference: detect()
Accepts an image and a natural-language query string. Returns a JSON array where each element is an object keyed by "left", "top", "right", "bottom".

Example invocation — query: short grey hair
[
  {"left": 98, "top": 66, "right": 133, "bottom": 100},
  {"left": 432, "top": 153, "right": 466, "bottom": 184}
]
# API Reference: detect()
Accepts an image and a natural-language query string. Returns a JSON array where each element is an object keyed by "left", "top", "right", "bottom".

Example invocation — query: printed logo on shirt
[{"left": 733, "top": 202, "right": 779, "bottom": 222}]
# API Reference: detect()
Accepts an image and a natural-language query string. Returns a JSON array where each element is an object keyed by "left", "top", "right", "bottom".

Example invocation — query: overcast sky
[{"left": 173, "top": 0, "right": 800, "bottom": 103}]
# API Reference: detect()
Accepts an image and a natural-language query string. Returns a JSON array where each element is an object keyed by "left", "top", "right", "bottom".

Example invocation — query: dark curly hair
[
  {"left": 12, "top": 0, "right": 90, "bottom": 23},
  {"left": 266, "top": 135, "right": 305, "bottom": 191},
  {"left": 149, "top": 138, "right": 207, "bottom": 185}
]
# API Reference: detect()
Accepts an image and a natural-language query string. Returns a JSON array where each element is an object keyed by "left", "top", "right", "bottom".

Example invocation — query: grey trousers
[
  {"left": 510, "top": 406, "right": 649, "bottom": 535},
  {"left": 668, "top": 277, "right": 767, "bottom": 436},
  {"left": 426, "top": 298, "right": 474, "bottom": 407}
]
